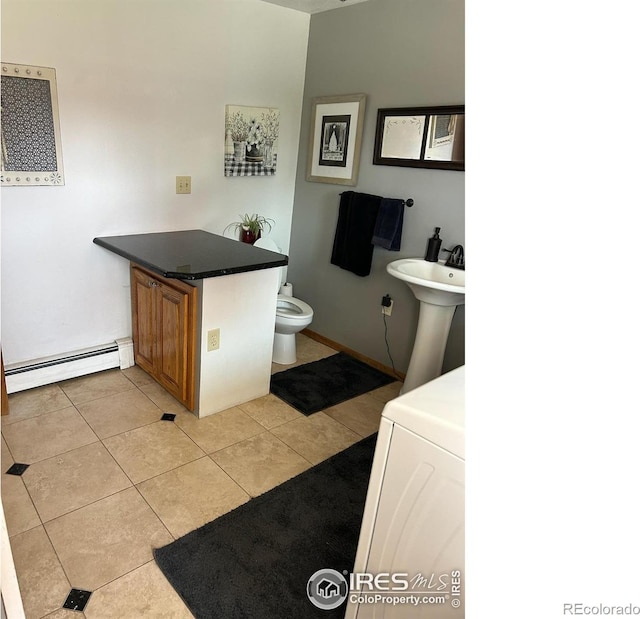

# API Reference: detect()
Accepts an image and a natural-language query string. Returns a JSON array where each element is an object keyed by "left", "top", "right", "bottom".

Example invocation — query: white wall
[{"left": 0, "top": 0, "right": 309, "bottom": 365}]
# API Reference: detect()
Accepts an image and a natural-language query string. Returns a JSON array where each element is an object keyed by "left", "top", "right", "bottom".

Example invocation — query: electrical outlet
[
  {"left": 381, "top": 294, "right": 393, "bottom": 316},
  {"left": 176, "top": 175, "right": 191, "bottom": 194},
  {"left": 207, "top": 328, "right": 220, "bottom": 351}
]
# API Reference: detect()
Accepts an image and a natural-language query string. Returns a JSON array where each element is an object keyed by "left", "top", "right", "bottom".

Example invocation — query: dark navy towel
[
  {"left": 330, "top": 191, "right": 382, "bottom": 277},
  {"left": 372, "top": 198, "right": 405, "bottom": 251}
]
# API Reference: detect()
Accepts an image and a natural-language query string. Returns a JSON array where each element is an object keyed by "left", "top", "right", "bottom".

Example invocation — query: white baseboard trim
[{"left": 4, "top": 338, "right": 134, "bottom": 394}]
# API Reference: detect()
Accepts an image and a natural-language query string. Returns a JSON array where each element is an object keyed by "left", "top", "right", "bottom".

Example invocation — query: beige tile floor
[{"left": 1, "top": 334, "right": 402, "bottom": 618}]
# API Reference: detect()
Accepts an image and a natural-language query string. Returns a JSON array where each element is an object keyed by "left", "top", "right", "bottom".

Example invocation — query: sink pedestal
[
  {"left": 401, "top": 302, "right": 455, "bottom": 395},
  {"left": 386, "top": 258, "right": 464, "bottom": 396}
]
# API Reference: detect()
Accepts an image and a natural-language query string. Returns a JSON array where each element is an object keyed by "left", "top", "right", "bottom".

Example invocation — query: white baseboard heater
[{"left": 4, "top": 338, "right": 134, "bottom": 394}]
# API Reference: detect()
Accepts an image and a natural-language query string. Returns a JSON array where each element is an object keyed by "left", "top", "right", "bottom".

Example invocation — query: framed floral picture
[
  {"left": 1, "top": 62, "right": 65, "bottom": 186},
  {"left": 306, "top": 94, "right": 366, "bottom": 186},
  {"left": 224, "top": 105, "right": 279, "bottom": 177}
]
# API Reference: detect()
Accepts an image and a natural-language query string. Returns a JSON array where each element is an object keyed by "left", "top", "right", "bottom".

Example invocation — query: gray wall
[{"left": 287, "top": 0, "right": 465, "bottom": 375}]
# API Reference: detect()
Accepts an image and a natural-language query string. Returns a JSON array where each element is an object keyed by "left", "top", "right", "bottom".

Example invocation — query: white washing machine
[{"left": 345, "top": 366, "right": 465, "bottom": 618}]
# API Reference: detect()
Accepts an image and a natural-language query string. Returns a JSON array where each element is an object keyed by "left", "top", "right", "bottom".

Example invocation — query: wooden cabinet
[{"left": 131, "top": 264, "right": 197, "bottom": 410}]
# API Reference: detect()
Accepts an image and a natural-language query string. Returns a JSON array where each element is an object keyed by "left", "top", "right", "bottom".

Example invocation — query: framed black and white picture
[
  {"left": 306, "top": 94, "right": 366, "bottom": 185},
  {"left": 319, "top": 115, "right": 350, "bottom": 167},
  {"left": 224, "top": 104, "right": 280, "bottom": 178},
  {"left": 1, "top": 62, "right": 65, "bottom": 186}
]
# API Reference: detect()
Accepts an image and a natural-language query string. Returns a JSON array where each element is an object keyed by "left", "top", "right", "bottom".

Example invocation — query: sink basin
[
  {"left": 387, "top": 259, "right": 465, "bottom": 307},
  {"left": 387, "top": 258, "right": 465, "bottom": 394}
]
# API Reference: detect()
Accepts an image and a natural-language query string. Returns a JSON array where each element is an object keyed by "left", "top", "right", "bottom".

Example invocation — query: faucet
[{"left": 443, "top": 245, "right": 465, "bottom": 270}]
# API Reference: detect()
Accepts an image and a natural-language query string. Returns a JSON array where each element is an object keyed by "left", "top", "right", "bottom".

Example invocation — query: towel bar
[{"left": 339, "top": 193, "right": 414, "bottom": 207}]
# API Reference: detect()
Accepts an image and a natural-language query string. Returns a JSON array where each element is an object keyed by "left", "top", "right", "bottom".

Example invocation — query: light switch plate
[{"left": 176, "top": 176, "right": 191, "bottom": 194}]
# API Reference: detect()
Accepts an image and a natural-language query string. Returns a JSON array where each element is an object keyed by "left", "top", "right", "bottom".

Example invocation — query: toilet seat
[{"left": 276, "top": 295, "right": 313, "bottom": 320}]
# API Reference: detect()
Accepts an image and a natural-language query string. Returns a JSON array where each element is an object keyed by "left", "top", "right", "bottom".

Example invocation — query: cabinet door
[
  {"left": 156, "top": 281, "right": 190, "bottom": 403},
  {"left": 130, "top": 264, "right": 197, "bottom": 411},
  {"left": 131, "top": 267, "right": 157, "bottom": 375}
]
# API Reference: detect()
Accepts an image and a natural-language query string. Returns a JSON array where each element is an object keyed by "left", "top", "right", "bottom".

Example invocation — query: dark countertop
[{"left": 93, "top": 229, "right": 288, "bottom": 280}]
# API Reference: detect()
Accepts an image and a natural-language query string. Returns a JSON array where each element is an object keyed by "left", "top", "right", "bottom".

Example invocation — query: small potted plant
[{"left": 224, "top": 213, "right": 274, "bottom": 244}]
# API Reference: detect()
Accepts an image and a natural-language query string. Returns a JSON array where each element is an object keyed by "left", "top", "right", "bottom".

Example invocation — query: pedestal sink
[{"left": 387, "top": 259, "right": 465, "bottom": 394}]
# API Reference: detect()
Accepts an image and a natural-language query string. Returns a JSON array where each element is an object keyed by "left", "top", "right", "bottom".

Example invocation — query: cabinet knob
[{"left": 149, "top": 280, "right": 160, "bottom": 287}]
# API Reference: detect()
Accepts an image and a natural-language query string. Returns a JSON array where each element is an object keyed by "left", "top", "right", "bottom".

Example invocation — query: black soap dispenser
[{"left": 425, "top": 227, "right": 442, "bottom": 262}]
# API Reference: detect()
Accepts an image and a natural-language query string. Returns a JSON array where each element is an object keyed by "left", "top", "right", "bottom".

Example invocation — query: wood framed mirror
[{"left": 373, "top": 105, "right": 464, "bottom": 171}]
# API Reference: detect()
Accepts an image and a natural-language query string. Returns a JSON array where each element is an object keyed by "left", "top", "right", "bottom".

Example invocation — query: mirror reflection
[
  {"left": 425, "top": 113, "right": 464, "bottom": 162},
  {"left": 380, "top": 115, "right": 426, "bottom": 159}
]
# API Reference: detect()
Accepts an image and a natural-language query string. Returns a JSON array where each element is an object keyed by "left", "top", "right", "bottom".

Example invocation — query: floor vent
[{"left": 63, "top": 589, "right": 92, "bottom": 612}]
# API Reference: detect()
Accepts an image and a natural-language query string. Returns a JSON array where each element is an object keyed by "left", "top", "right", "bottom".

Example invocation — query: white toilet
[{"left": 254, "top": 238, "right": 314, "bottom": 364}]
